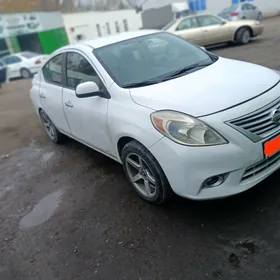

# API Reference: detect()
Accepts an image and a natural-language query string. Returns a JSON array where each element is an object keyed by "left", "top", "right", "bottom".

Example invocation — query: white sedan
[
  {"left": 3, "top": 52, "right": 48, "bottom": 79},
  {"left": 30, "top": 30, "right": 280, "bottom": 204}
]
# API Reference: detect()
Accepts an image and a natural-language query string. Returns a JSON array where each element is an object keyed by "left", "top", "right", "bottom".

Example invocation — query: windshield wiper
[
  {"left": 123, "top": 80, "right": 161, "bottom": 88},
  {"left": 162, "top": 62, "right": 213, "bottom": 82}
]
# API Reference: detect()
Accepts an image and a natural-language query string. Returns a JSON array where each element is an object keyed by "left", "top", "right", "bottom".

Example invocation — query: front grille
[
  {"left": 228, "top": 96, "right": 280, "bottom": 141},
  {"left": 242, "top": 150, "right": 280, "bottom": 181}
]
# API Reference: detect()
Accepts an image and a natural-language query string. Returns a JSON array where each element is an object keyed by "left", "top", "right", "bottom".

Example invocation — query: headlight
[{"left": 151, "top": 110, "right": 228, "bottom": 146}]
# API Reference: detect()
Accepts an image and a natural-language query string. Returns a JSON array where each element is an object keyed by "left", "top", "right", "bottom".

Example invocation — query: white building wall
[
  {"left": 62, "top": 10, "right": 142, "bottom": 44},
  {"left": 206, "top": 0, "right": 280, "bottom": 17},
  {"left": 141, "top": 0, "right": 280, "bottom": 17}
]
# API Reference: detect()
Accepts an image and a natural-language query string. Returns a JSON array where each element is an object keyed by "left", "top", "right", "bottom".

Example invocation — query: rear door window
[{"left": 42, "top": 54, "right": 63, "bottom": 85}]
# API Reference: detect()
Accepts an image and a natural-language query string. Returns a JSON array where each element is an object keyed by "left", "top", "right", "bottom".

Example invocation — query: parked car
[
  {"left": 2, "top": 52, "right": 48, "bottom": 79},
  {"left": 30, "top": 30, "right": 280, "bottom": 204},
  {"left": 219, "top": 3, "right": 262, "bottom": 21},
  {"left": 164, "top": 13, "right": 263, "bottom": 46},
  {"left": 0, "top": 60, "right": 7, "bottom": 87}
]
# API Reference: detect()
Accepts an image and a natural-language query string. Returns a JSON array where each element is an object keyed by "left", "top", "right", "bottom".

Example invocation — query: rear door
[
  {"left": 174, "top": 17, "right": 203, "bottom": 45},
  {"left": 241, "top": 4, "right": 252, "bottom": 19},
  {"left": 197, "top": 15, "right": 232, "bottom": 45},
  {"left": 247, "top": 4, "right": 259, "bottom": 20},
  {"left": 40, "top": 53, "right": 71, "bottom": 134}
]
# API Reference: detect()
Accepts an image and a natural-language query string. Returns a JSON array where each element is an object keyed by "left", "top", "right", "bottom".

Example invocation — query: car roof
[{"left": 73, "top": 30, "right": 160, "bottom": 50}]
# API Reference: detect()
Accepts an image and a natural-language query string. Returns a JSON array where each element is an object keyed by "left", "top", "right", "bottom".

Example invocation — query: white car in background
[
  {"left": 2, "top": 52, "right": 48, "bottom": 79},
  {"left": 30, "top": 30, "right": 280, "bottom": 204}
]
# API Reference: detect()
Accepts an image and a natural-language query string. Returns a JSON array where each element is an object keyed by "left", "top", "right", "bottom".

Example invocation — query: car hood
[{"left": 129, "top": 57, "right": 280, "bottom": 117}]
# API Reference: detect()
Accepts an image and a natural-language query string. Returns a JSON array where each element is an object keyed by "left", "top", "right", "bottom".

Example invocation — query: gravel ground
[{"left": 1, "top": 17, "right": 280, "bottom": 280}]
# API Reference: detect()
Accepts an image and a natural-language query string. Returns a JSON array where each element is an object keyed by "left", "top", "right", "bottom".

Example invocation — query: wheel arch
[
  {"left": 234, "top": 26, "right": 253, "bottom": 41},
  {"left": 117, "top": 136, "right": 145, "bottom": 161}
]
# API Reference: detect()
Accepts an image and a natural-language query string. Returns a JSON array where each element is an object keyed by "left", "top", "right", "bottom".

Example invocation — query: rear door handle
[
  {"left": 65, "top": 101, "right": 73, "bottom": 108},
  {"left": 39, "top": 93, "right": 46, "bottom": 99}
]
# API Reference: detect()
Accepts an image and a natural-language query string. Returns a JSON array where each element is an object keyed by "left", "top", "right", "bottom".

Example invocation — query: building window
[
  {"left": 96, "top": 24, "right": 102, "bottom": 37},
  {"left": 115, "top": 21, "right": 120, "bottom": 33},
  {"left": 106, "top": 23, "right": 111, "bottom": 35},
  {"left": 123, "top": 19, "right": 128, "bottom": 31}
]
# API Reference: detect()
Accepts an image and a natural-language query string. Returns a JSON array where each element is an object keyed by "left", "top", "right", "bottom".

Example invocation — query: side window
[
  {"left": 115, "top": 21, "right": 120, "bottom": 33},
  {"left": 123, "top": 19, "right": 129, "bottom": 31},
  {"left": 96, "top": 24, "right": 102, "bottom": 37},
  {"left": 177, "top": 18, "right": 199, "bottom": 31},
  {"left": 3, "top": 55, "right": 22, "bottom": 64},
  {"left": 241, "top": 4, "right": 247, "bottom": 10},
  {"left": 106, "top": 23, "right": 111, "bottom": 35},
  {"left": 247, "top": 4, "right": 256, "bottom": 10},
  {"left": 66, "top": 52, "right": 103, "bottom": 91},
  {"left": 42, "top": 54, "right": 63, "bottom": 85},
  {"left": 198, "top": 15, "right": 222, "bottom": 27}
]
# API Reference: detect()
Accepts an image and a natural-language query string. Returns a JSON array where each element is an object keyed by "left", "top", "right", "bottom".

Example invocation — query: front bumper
[
  {"left": 149, "top": 136, "right": 274, "bottom": 200},
  {"left": 149, "top": 82, "right": 280, "bottom": 200}
]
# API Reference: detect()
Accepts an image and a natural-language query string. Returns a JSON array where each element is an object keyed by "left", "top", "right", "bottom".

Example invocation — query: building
[
  {"left": 63, "top": 9, "right": 142, "bottom": 44},
  {"left": 0, "top": 0, "right": 69, "bottom": 57},
  {"left": 140, "top": 0, "right": 280, "bottom": 17}
]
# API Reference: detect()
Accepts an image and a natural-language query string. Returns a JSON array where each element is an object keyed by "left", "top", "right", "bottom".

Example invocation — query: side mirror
[
  {"left": 76, "top": 81, "right": 102, "bottom": 98},
  {"left": 221, "top": 20, "right": 227, "bottom": 25}
]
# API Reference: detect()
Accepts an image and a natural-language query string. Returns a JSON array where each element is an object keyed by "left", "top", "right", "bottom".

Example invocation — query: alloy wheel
[
  {"left": 125, "top": 153, "right": 157, "bottom": 198},
  {"left": 242, "top": 30, "right": 250, "bottom": 44},
  {"left": 21, "top": 69, "right": 30, "bottom": 79},
  {"left": 41, "top": 113, "right": 56, "bottom": 141}
]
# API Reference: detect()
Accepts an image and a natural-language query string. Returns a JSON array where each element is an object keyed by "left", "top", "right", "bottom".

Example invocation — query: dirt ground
[{"left": 2, "top": 17, "right": 280, "bottom": 280}]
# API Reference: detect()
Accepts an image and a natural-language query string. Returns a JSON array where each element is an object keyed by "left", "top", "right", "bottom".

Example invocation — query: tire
[
  {"left": 121, "top": 140, "right": 173, "bottom": 204},
  {"left": 20, "top": 68, "right": 32, "bottom": 79},
  {"left": 235, "top": 27, "right": 251, "bottom": 45},
  {"left": 39, "top": 110, "right": 65, "bottom": 144}
]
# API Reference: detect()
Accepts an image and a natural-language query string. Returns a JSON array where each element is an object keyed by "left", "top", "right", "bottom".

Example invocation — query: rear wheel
[
  {"left": 121, "top": 141, "right": 173, "bottom": 204},
  {"left": 39, "top": 110, "right": 65, "bottom": 143},
  {"left": 235, "top": 27, "right": 251, "bottom": 45},
  {"left": 20, "top": 68, "right": 32, "bottom": 79}
]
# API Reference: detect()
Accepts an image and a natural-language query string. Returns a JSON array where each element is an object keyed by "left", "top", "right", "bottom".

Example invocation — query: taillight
[
  {"left": 230, "top": 12, "right": 239, "bottom": 17},
  {"left": 35, "top": 59, "right": 41, "bottom": 65}
]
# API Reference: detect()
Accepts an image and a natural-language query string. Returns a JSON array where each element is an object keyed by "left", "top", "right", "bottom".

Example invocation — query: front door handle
[
  {"left": 65, "top": 101, "right": 73, "bottom": 108},
  {"left": 39, "top": 93, "right": 46, "bottom": 99}
]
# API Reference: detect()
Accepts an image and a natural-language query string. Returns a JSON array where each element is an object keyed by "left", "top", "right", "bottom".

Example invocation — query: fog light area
[{"left": 202, "top": 173, "right": 229, "bottom": 189}]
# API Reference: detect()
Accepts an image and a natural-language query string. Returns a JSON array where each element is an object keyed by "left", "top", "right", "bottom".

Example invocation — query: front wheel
[
  {"left": 235, "top": 27, "right": 251, "bottom": 45},
  {"left": 121, "top": 141, "right": 173, "bottom": 204}
]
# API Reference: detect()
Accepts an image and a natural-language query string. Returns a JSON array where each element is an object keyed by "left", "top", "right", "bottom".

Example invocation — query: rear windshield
[
  {"left": 20, "top": 51, "right": 39, "bottom": 59},
  {"left": 222, "top": 4, "right": 238, "bottom": 13}
]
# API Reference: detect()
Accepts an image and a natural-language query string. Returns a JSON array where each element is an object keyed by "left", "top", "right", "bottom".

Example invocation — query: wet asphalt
[{"left": 1, "top": 17, "right": 280, "bottom": 280}]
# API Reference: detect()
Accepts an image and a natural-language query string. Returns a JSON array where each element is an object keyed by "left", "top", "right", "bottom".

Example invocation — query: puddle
[{"left": 19, "top": 190, "right": 63, "bottom": 229}]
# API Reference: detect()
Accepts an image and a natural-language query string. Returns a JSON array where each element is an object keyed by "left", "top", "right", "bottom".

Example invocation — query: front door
[
  {"left": 198, "top": 15, "right": 232, "bottom": 45},
  {"left": 40, "top": 53, "right": 71, "bottom": 134},
  {"left": 62, "top": 51, "right": 113, "bottom": 155}
]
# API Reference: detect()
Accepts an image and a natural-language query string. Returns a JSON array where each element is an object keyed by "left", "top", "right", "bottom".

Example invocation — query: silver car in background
[{"left": 219, "top": 3, "right": 262, "bottom": 21}]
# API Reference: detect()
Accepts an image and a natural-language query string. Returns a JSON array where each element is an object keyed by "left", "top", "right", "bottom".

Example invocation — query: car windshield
[
  {"left": 94, "top": 32, "right": 215, "bottom": 88},
  {"left": 222, "top": 4, "right": 238, "bottom": 13},
  {"left": 20, "top": 51, "right": 39, "bottom": 59}
]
